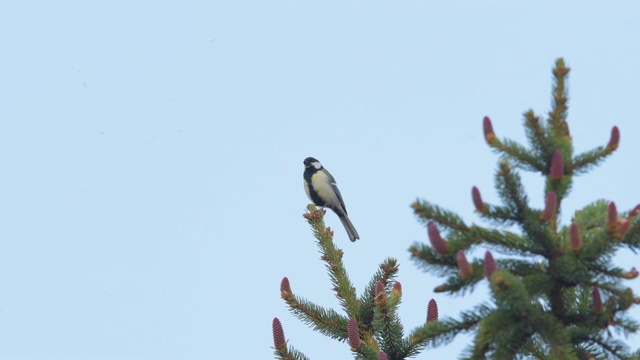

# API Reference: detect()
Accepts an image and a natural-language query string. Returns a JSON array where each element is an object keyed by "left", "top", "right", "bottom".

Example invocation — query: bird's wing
[{"left": 324, "top": 169, "right": 348, "bottom": 215}]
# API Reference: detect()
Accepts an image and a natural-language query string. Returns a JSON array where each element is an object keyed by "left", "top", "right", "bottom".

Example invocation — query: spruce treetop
[{"left": 410, "top": 58, "right": 640, "bottom": 359}]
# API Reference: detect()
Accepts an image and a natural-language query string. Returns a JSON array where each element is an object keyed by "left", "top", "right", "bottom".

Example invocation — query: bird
[{"left": 303, "top": 157, "right": 359, "bottom": 241}]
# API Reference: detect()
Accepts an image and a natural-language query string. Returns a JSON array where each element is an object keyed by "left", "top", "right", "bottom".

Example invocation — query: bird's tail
[{"left": 339, "top": 215, "right": 360, "bottom": 242}]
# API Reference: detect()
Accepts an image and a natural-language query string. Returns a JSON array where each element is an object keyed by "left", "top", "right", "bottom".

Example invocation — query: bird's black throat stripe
[{"left": 304, "top": 168, "right": 327, "bottom": 208}]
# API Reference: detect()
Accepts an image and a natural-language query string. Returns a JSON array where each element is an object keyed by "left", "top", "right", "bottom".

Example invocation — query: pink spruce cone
[
  {"left": 347, "top": 318, "right": 362, "bottom": 349},
  {"left": 570, "top": 223, "right": 582, "bottom": 253},
  {"left": 608, "top": 126, "right": 620, "bottom": 150},
  {"left": 550, "top": 149, "right": 564, "bottom": 180},
  {"left": 280, "top": 277, "right": 291, "bottom": 294},
  {"left": 378, "top": 351, "right": 389, "bottom": 360},
  {"left": 483, "top": 251, "right": 496, "bottom": 279},
  {"left": 483, "top": 116, "right": 496, "bottom": 144},
  {"left": 426, "top": 298, "right": 438, "bottom": 323},
  {"left": 428, "top": 222, "right": 448, "bottom": 255},
  {"left": 272, "top": 317, "right": 286, "bottom": 351},
  {"left": 472, "top": 186, "right": 484, "bottom": 212},
  {"left": 456, "top": 250, "right": 473, "bottom": 278},
  {"left": 540, "top": 191, "right": 557, "bottom": 221},
  {"left": 607, "top": 202, "right": 618, "bottom": 229},
  {"left": 592, "top": 285, "right": 604, "bottom": 314}
]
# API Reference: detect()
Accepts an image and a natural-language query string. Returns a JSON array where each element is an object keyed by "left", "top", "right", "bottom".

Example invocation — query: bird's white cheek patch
[{"left": 312, "top": 162, "right": 322, "bottom": 169}]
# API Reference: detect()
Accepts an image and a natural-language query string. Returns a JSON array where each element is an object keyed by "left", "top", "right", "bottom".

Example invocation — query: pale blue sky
[{"left": 1, "top": 1, "right": 639, "bottom": 359}]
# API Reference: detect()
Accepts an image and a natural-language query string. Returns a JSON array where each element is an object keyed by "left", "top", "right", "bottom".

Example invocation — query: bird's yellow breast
[{"left": 310, "top": 171, "right": 340, "bottom": 205}]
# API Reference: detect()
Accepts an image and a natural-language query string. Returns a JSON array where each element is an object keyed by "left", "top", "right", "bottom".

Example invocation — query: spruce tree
[{"left": 409, "top": 58, "right": 640, "bottom": 359}]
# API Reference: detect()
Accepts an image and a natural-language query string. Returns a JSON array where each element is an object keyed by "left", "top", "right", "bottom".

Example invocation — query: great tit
[{"left": 303, "top": 157, "right": 359, "bottom": 242}]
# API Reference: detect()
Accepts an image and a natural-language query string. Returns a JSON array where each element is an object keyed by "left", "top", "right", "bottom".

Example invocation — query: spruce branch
[
  {"left": 283, "top": 293, "right": 349, "bottom": 341},
  {"left": 304, "top": 205, "right": 359, "bottom": 317},
  {"left": 489, "top": 270, "right": 532, "bottom": 317},
  {"left": 622, "top": 218, "right": 640, "bottom": 248},
  {"left": 411, "top": 200, "right": 470, "bottom": 232},
  {"left": 477, "top": 203, "right": 521, "bottom": 225},
  {"left": 586, "top": 336, "right": 631, "bottom": 360},
  {"left": 569, "top": 126, "right": 620, "bottom": 175},
  {"left": 532, "top": 312, "right": 575, "bottom": 358},
  {"left": 409, "top": 240, "right": 458, "bottom": 277},
  {"left": 372, "top": 281, "right": 405, "bottom": 358},
  {"left": 359, "top": 259, "right": 399, "bottom": 333},
  {"left": 410, "top": 305, "right": 489, "bottom": 350},
  {"left": 549, "top": 58, "right": 570, "bottom": 133},
  {"left": 272, "top": 317, "right": 311, "bottom": 360},
  {"left": 495, "top": 160, "right": 530, "bottom": 221},
  {"left": 434, "top": 269, "right": 483, "bottom": 296},
  {"left": 471, "top": 186, "right": 518, "bottom": 225},
  {"left": 524, "top": 110, "right": 549, "bottom": 159},
  {"left": 276, "top": 206, "right": 444, "bottom": 359},
  {"left": 470, "top": 225, "right": 545, "bottom": 255},
  {"left": 499, "top": 138, "right": 547, "bottom": 172}
]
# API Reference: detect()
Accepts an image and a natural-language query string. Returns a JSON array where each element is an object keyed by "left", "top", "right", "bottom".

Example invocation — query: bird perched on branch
[{"left": 303, "top": 157, "right": 359, "bottom": 242}]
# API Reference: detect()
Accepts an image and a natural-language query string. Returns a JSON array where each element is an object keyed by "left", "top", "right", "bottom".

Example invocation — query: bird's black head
[{"left": 303, "top": 157, "right": 320, "bottom": 168}]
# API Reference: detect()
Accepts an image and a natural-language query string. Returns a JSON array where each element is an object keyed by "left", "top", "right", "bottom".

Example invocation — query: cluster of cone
[{"left": 426, "top": 116, "right": 638, "bottom": 315}]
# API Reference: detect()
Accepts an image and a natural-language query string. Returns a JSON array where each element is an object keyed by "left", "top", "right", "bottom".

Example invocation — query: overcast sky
[{"left": 1, "top": 1, "right": 639, "bottom": 359}]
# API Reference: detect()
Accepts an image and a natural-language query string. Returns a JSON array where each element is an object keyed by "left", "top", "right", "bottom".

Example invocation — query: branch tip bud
[
  {"left": 434, "top": 284, "right": 450, "bottom": 292},
  {"left": 392, "top": 282, "right": 402, "bottom": 296},
  {"left": 623, "top": 267, "right": 639, "bottom": 280}
]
